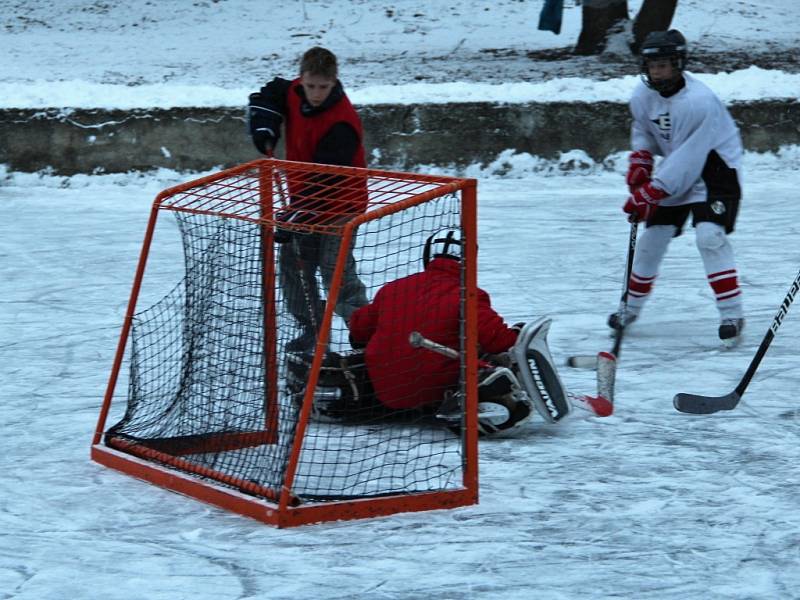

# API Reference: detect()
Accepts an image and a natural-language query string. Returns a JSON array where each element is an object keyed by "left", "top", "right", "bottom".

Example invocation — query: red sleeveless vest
[{"left": 285, "top": 79, "right": 368, "bottom": 217}]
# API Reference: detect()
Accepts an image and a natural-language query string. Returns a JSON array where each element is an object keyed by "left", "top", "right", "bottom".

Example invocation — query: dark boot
[
  {"left": 719, "top": 318, "right": 744, "bottom": 348},
  {"left": 607, "top": 309, "right": 638, "bottom": 331},
  {"left": 286, "top": 327, "right": 317, "bottom": 353}
]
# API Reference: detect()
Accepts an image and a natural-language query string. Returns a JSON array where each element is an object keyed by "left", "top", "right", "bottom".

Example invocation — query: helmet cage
[{"left": 422, "top": 229, "right": 463, "bottom": 267}]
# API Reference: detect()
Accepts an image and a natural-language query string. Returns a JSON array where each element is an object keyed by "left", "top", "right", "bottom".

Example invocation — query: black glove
[
  {"left": 349, "top": 332, "right": 367, "bottom": 350},
  {"left": 247, "top": 89, "right": 284, "bottom": 155},
  {"left": 274, "top": 208, "right": 318, "bottom": 244},
  {"left": 252, "top": 130, "right": 277, "bottom": 155},
  {"left": 274, "top": 219, "right": 293, "bottom": 244},
  {"left": 481, "top": 351, "right": 512, "bottom": 368}
]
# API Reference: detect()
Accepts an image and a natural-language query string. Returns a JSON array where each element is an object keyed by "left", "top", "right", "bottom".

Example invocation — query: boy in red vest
[{"left": 248, "top": 47, "right": 368, "bottom": 351}]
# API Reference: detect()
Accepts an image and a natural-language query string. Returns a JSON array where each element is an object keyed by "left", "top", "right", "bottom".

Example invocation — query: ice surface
[
  {"left": 2, "top": 1, "right": 800, "bottom": 596},
  {"left": 2, "top": 148, "right": 799, "bottom": 598}
]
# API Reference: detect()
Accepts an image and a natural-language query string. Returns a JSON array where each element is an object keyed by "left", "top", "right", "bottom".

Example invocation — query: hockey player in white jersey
[{"left": 611, "top": 29, "right": 745, "bottom": 347}]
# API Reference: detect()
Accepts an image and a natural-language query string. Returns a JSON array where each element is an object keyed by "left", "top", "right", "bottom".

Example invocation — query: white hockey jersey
[{"left": 629, "top": 73, "right": 743, "bottom": 207}]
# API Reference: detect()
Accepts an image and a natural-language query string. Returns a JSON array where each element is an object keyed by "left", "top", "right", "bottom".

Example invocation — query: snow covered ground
[
  {"left": 2, "top": 147, "right": 800, "bottom": 598},
  {"left": 1, "top": 0, "right": 799, "bottom": 108},
  {"left": 2, "top": 1, "right": 800, "bottom": 597}
]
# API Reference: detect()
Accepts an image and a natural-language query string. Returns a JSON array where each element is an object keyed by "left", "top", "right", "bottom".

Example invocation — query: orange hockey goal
[{"left": 91, "top": 158, "right": 480, "bottom": 527}]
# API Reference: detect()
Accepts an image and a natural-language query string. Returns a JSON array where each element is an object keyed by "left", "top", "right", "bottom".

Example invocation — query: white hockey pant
[{"left": 627, "top": 222, "right": 742, "bottom": 319}]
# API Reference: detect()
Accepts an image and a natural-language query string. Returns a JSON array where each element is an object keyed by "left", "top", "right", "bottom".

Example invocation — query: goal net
[{"left": 92, "top": 158, "right": 480, "bottom": 527}]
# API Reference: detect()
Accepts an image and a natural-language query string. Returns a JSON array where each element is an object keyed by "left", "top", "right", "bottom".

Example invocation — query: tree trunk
[
  {"left": 631, "top": 0, "right": 678, "bottom": 54},
  {"left": 574, "top": 0, "right": 629, "bottom": 55}
]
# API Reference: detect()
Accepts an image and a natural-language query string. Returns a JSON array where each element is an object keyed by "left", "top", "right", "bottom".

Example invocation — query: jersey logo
[
  {"left": 650, "top": 112, "right": 672, "bottom": 141},
  {"left": 710, "top": 201, "right": 726, "bottom": 215}
]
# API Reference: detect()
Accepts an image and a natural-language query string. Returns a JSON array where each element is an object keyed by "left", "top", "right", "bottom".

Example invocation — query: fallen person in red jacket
[
  {"left": 347, "top": 229, "right": 571, "bottom": 435},
  {"left": 286, "top": 229, "right": 570, "bottom": 434}
]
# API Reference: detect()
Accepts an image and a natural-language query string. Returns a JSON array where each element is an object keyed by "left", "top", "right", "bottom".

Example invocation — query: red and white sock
[
  {"left": 626, "top": 271, "right": 656, "bottom": 313},
  {"left": 696, "top": 222, "right": 743, "bottom": 319},
  {"left": 707, "top": 268, "right": 742, "bottom": 317}
]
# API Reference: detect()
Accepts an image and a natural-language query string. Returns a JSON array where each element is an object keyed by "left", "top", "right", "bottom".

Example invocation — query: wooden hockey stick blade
[
  {"left": 569, "top": 393, "right": 613, "bottom": 417},
  {"left": 673, "top": 391, "right": 742, "bottom": 415},
  {"left": 566, "top": 354, "right": 597, "bottom": 369},
  {"left": 565, "top": 351, "right": 615, "bottom": 417}
]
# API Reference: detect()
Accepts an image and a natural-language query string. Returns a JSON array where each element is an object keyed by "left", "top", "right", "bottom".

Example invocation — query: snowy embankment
[
  {"left": 0, "top": 67, "right": 798, "bottom": 109},
  {"left": 2, "top": 68, "right": 798, "bottom": 175}
]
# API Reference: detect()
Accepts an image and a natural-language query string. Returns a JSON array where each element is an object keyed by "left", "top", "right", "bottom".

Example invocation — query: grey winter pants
[{"left": 279, "top": 233, "right": 368, "bottom": 329}]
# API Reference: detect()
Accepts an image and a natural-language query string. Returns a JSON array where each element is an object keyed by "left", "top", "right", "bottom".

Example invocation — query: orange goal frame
[{"left": 91, "top": 158, "right": 480, "bottom": 527}]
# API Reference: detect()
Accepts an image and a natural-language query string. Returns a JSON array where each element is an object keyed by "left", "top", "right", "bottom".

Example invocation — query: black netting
[
  {"left": 106, "top": 163, "right": 470, "bottom": 504},
  {"left": 108, "top": 213, "right": 297, "bottom": 489},
  {"left": 291, "top": 193, "right": 464, "bottom": 500}
]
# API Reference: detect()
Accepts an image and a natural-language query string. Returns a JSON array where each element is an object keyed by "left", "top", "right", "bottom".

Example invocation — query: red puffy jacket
[{"left": 348, "top": 257, "right": 518, "bottom": 410}]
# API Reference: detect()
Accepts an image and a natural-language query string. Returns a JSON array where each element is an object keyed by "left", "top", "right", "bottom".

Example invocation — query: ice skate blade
[{"left": 720, "top": 336, "right": 742, "bottom": 349}]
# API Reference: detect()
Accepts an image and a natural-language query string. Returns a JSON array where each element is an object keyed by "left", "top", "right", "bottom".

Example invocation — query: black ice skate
[
  {"left": 435, "top": 391, "right": 462, "bottom": 423},
  {"left": 286, "top": 326, "right": 318, "bottom": 352},
  {"left": 607, "top": 309, "right": 638, "bottom": 331},
  {"left": 719, "top": 318, "right": 745, "bottom": 348}
]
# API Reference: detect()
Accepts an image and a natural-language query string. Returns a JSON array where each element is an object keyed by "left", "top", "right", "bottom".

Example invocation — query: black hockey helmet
[
  {"left": 423, "top": 229, "right": 463, "bottom": 267},
  {"left": 640, "top": 30, "right": 687, "bottom": 93}
]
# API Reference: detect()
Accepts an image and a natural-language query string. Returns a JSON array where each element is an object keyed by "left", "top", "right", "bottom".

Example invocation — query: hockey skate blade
[
  {"left": 478, "top": 401, "right": 512, "bottom": 425},
  {"left": 720, "top": 336, "right": 743, "bottom": 349},
  {"left": 436, "top": 402, "right": 509, "bottom": 424},
  {"left": 673, "top": 391, "right": 741, "bottom": 415},
  {"left": 566, "top": 354, "right": 597, "bottom": 369}
]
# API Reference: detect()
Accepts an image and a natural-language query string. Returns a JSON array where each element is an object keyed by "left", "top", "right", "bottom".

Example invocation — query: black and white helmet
[
  {"left": 640, "top": 29, "right": 687, "bottom": 93},
  {"left": 422, "top": 229, "right": 463, "bottom": 267}
]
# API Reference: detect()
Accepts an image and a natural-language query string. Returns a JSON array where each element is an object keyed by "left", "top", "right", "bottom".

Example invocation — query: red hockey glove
[
  {"left": 626, "top": 150, "right": 654, "bottom": 191},
  {"left": 623, "top": 182, "right": 668, "bottom": 222}
]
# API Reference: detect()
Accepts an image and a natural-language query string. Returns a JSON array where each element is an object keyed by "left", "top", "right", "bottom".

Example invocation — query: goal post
[{"left": 91, "top": 158, "right": 480, "bottom": 527}]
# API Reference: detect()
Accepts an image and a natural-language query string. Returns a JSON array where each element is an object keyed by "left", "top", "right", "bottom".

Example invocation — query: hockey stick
[
  {"left": 567, "top": 220, "right": 638, "bottom": 369},
  {"left": 568, "top": 351, "right": 615, "bottom": 417},
  {"left": 408, "top": 330, "right": 459, "bottom": 360},
  {"left": 611, "top": 219, "right": 638, "bottom": 356},
  {"left": 409, "top": 331, "right": 614, "bottom": 417},
  {"left": 674, "top": 267, "right": 800, "bottom": 415},
  {"left": 408, "top": 331, "right": 508, "bottom": 421},
  {"left": 292, "top": 235, "right": 322, "bottom": 341},
  {"left": 272, "top": 160, "right": 321, "bottom": 350}
]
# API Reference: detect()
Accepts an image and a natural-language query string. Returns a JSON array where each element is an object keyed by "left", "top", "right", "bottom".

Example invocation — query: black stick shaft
[
  {"left": 734, "top": 330, "right": 774, "bottom": 397},
  {"left": 293, "top": 236, "right": 321, "bottom": 333},
  {"left": 611, "top": 221, "right": 638, "bottom": 357},
  {"left": 733, "top": 267, "right": 800, "bottom": 397}
]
